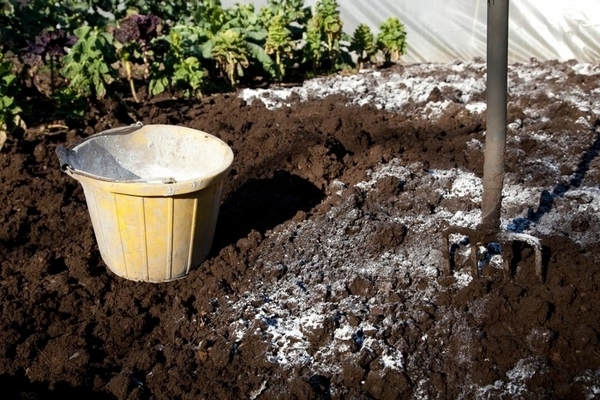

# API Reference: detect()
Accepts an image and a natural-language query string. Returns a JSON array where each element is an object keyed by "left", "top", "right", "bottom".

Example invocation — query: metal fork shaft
[{"left": 482, "top": 0, "right": 509, "bottom": 230}]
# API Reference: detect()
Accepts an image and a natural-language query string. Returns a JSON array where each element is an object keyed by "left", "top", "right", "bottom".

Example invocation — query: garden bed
[{"left": 1, "top": 60, "right": 599, "bottom": 399}]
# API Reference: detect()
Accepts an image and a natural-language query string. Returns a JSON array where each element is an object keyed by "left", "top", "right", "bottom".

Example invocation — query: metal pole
[{"left": 482, "top": 0, "right": 509, "bottom": 230}]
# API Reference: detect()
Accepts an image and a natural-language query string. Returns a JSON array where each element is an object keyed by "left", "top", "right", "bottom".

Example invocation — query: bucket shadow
[
  {"left": 508, "top": 128, "right": 600, "bottom": 233},
  {"left": 211, "top": 170, "right": 325, "bottom": 254}
]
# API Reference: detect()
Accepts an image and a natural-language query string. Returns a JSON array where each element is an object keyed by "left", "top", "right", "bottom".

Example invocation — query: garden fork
[{"left": 441, "top": 0, "right": 543, "bottom": 281}]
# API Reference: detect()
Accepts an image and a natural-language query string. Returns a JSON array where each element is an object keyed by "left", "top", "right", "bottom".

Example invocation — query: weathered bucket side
[
  {"left": 56, "top": 124, "right": 234, "bottom": 283},
  {"left": 79, "top": 177, "right": 224, "bottom": 282}
]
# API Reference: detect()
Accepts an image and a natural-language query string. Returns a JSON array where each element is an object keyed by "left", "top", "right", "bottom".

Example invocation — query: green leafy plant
[
  {"left": 264, "top": 13, "right": 293, "bottom": 80},
  {"left": 1, "top": 0, "right": 408, "bottom": 109},
  {"left": 259, "top": 0, "right": 311, "bottom": 80},
  {"left": 259, "top": 0, "right": 312, "bottom": 40},
  {"left": 303, "top": 15, "right": 323, "bottom": 75},
  {"left": 186, "top": 0, "right": 273, "bottom": 89},
  {"left": 303, "top": 0, "right": 351, "bottom": 74},
  {"left": 350, "top": 23, "right": 376, "bottom": 70},
  {"left": 316, "top": 0, "right": 343, "bottom": 65},
  {"left": 226, "top": 3, "right": 261, "bottom": 32},
  {"left": 149, "top": 27, "right": 206, "bottom": 99},
  {"left": 192, "top": 0, "right": 228, "bottom": 35},
  {"left": 224, "top": 3, "right": 275, "bottom": 82},
  {"left": 0, "top": 54, "right": 24, "bottom": 150},
  {"left": 60, "top": 26, "right": 117, "bottom": 100},
  {"left": 148, "top": 43, "right": 172, "bottom": 97},
  {"left": 225, "top": 4, "right": 274, "bottom": 81},
  {"left": 376, "top": 17, "right": 407, "bottom": 64},
  {"left": 172, "top": 55, "right": 205, "bottom": 99},
  {"left": 51, "top": 86, "right": 88, "bottom": 120},
  {"left": 209, "top": 29, "right": 249, "bottom": 88}
]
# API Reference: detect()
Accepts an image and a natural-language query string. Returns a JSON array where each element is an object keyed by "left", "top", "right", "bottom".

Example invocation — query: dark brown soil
[{"left": 1, "top": 61, "right": 599, "bottom": 399}]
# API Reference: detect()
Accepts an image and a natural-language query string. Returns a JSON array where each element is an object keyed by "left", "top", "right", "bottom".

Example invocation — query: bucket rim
[{"left": 56, "top": 123, "right": 234, "bottom": 196}]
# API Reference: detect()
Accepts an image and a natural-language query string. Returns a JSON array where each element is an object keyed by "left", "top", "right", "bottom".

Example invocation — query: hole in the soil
[
  {"left": 212, "top": 170, "right": 325, "bottom": 254},
  {"left": 183, "top": 295, "right": 198, "bottom": 316},
  {"left": 48, "top": 256, "right": 68, "bottom": 275},
  {"left": 546, "top": 302, "right": 556, "bottom": 320},
  {"left": 142, "top": 315, "right": 160, "bottom": 334}
]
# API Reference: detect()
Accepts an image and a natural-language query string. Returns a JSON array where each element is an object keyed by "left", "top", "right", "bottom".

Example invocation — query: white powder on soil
[{"left": 230, "top": 60, "right": 600, "bottom": 398}]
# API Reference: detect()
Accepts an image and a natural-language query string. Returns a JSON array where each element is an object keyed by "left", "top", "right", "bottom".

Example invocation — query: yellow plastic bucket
[{"left": 56, "top": 123, "right": 234, "bottom": 282}]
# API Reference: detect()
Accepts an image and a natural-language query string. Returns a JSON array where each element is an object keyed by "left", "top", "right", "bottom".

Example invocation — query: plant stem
[
  {"left": 125, "top": 60, "right": 139, "bottom": 103},
  {"left": 276, "top": 51, "right": 282, "bottom": 80},
  {"left": 129, "top": 79, "right": 139, "bottom": 103},
  {"left": 142, "top": 50, "right": 150, "bottom": 79}
]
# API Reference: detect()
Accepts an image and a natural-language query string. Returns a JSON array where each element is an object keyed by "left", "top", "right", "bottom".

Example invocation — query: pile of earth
[{"left": 0, "top": 59, "right": 599, "bottom": 399}]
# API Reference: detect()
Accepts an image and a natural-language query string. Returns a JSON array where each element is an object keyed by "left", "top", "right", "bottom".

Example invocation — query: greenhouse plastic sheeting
[{"left": 222, "top": 0, "right": 600, "bottom": 63}]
